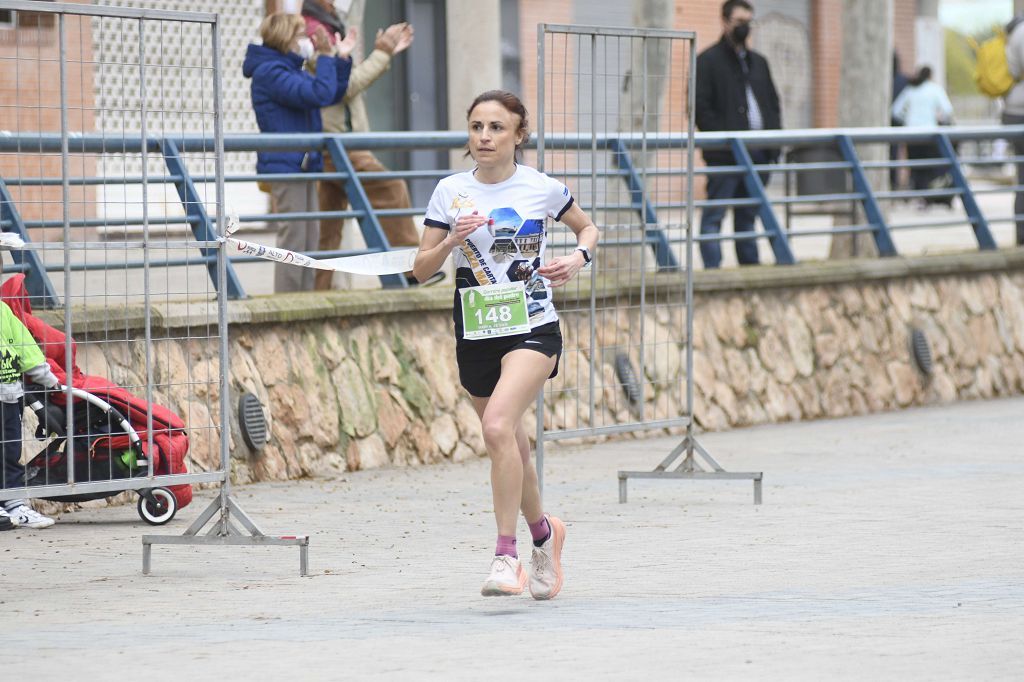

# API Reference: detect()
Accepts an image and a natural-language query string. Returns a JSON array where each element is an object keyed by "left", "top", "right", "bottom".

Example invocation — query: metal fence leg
[
  {"left": 142, "top": 496, "right": 311, "bottom": 577},
  {"left": 162, "top": 139, "right": 247, "bottom": 299},
  {"left": 729, "top": 138, "right": 795, "bottom": 264},
  {"left": 836, "top": 134, "right": 898, "bottom": 256},
  {"left": 0, "top": 178, "right": 60, "bottom": 308},
  {"left": 608, "top": 138, "right": 679, "bottom": 270},
  {"left": 324, "top": 137, "right": 406, "bottom": 288},
  {"left": 935, "top": 133, "right": 997, "bottom": 250}
]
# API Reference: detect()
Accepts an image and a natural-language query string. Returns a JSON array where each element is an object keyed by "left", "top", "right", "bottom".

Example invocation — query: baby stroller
[{"left": 1, "top": 274, "right": 192, "bottom": 525}]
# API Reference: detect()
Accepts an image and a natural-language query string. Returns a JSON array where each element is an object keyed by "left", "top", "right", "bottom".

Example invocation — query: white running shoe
[
  {"left": 6, "top": 504, "right": 55, "bottom": 529},
  {"left": 0, "top": 507, "right": 13, "bottom": 532},
  {"left": 481, "top": 554, "right": 527, "bottom": 597},
  {"left": 529, "top": 515, "right": 566, "bottom": 600}
]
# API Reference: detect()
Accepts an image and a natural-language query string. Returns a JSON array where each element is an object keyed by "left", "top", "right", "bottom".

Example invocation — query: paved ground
[{"left": 3, "top": 397, "right": 1023, "bottom": 680}]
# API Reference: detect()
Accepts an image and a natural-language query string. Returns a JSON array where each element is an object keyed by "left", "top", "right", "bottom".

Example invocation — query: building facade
[{"left": 0, "top": 0, "right": 943, "bottom": 219}]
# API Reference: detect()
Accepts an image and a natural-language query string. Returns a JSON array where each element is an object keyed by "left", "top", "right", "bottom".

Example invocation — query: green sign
[{"left": 460, "top": 282, "right": 530, "bottom": 340}]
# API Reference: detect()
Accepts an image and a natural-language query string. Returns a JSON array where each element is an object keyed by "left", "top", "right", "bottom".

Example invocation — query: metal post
[
  {"left": 324, "top": 137, "right": 406, "bottom": 288},
  {"left": 935, "top": 133, "right": 997, "bottom": 250},
  {"left": 684, "top": 41, "right": 698, "bottom": 463},
  {"left": 607, "top": 139, "right": 678, "bottom": 268},
  {"left": 535, "top": 23, "right": 547, "bottom": 499},
  {"left": 58, "top": 12, "right": 75, "bottom": 485},
  {"left": 161, "top": 139, "right": 246, "bottom": 299},
  {"left": 729, "top": 138, "right": 796, "bottom": 265},
  {"left": 140, "top": 18, "right": 155, "bottom": 481},
  {"left": 0, "top": 178, "right": 59, "bottom": 308},
  {"left": 836, "top": 134, "right": 898, "bottom": 256}
]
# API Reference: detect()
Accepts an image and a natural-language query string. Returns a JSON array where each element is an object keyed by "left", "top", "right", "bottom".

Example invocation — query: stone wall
[{"left": 32, "top": 251, "right": 1024, "bottom": 489}]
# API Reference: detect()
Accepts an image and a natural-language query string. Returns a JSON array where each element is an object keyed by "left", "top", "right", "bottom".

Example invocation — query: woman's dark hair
[
  {"left": 465, "top": 90, "right": 530, "bottom": 160},
  {"left": 909, "top": 66, "right": 932, "bottom": 87}
]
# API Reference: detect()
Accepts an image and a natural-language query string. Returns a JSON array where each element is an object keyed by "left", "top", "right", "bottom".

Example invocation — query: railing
[{"left": 1, "top": 124, "right": 1022, "bottom": 304}]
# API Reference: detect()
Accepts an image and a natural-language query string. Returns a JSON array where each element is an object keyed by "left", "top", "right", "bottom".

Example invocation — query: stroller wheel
[{"left": 137, "top": 488, "right": 177, "bottom": 525}]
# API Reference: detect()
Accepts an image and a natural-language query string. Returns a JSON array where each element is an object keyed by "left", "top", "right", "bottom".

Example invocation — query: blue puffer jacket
[{"left": 242, "top": 44, "right": 352, "bottom": 174}]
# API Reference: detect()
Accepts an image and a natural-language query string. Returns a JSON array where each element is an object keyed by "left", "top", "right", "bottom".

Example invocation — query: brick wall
[
  {"left": 893, "top": 0, "right": 917, "bottom": 78},
  {"left": 514, "top": 0, "right": 918, "bottom": 131},
  {"left": 0, "top": 3, "right": 95, "bottom": 226}
]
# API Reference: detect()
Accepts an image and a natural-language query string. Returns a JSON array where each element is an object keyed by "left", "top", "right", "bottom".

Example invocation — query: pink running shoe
[
  {"left": 481, "top": 554, "right": 527, "bottom": 597},
  {"left": 529, "top": 515, "right": 565, "bottom": 600}
]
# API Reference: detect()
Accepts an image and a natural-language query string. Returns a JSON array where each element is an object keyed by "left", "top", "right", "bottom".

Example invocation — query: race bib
[{"left": 460, "top": 282, "right": 530, "bottom": 340}]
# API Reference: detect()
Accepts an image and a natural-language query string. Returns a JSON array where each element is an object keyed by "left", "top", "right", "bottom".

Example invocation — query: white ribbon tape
[{"left": 222, "top": 213, "right": 420, "bottom": 275}]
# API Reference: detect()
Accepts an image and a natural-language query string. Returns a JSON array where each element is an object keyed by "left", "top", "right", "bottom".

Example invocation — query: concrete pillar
[
  {"left": 621, "top": 0, "right": 673, "bottom": 133},
  {"left": 830, "top": 0, "right": 893, "bottom": 259},
  {"left": 1017, "top": 0, "right": 1024, "bottom": 17},
  {"left": 446, "top": 0, "right": 502, "bottom": 168}
]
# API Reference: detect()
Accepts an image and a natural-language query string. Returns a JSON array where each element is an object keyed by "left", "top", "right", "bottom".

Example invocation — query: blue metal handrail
[{"left": 1, "top": 124, "right": 1021, "bottom": 304}]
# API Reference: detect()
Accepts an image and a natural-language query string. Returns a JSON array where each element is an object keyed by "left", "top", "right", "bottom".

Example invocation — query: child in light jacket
[{"left": 0, "top": 299, "right": 60, "bottom": 530}]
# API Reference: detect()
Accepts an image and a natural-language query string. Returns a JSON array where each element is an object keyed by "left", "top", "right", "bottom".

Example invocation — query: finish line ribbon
[{"left": 222, "top": 215, "right": 418, "bottom": 276}]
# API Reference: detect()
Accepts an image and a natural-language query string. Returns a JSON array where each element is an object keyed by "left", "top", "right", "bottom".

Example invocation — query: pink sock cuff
[
  {"left": 495, "top": 534, "right": 518, "bottom": 558},
  {"left": 528, "top": 515, "right": 550, "bottom": 543}
]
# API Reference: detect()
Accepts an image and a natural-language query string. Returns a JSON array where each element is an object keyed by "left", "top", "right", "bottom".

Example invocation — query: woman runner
[{"left": 413, "top": 90, "right": 599, "bottom": 598}]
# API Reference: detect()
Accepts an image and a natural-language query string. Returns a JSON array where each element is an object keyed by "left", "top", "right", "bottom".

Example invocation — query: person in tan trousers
[{"left": 302, "top": 0, "right": 440, "bottom": 288}]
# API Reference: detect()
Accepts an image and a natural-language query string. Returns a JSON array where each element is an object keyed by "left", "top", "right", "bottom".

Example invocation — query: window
[
  {"left": 0, "top": 1, "right": 57, "bottom": 30},
  {"left": 15, "top": 0, "right": 57, "bottom": 30}
]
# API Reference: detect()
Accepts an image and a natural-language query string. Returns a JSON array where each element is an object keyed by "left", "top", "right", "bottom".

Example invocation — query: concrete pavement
[{"left": 2, "top": 397, "right": 1023, "bottom": 680}]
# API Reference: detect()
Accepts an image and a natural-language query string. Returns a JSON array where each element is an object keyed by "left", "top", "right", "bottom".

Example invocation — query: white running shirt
[{"left": 424, "top": 164, "right": 574, "bottom": 339}]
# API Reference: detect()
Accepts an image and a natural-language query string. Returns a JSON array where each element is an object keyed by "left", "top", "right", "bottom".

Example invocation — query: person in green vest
[{"left": 0, "top": 298, "right": 61, "bottom": 531}]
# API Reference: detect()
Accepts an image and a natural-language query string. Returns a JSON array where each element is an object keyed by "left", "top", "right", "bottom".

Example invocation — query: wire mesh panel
[
  {"left": 537, "top": 25, "right": 696, "bottom": 447},
  {"left": 0, "top": 1, "right": 227, "bottom": 523}
]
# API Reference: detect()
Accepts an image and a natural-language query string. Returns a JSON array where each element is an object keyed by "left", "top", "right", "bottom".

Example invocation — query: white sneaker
[
  {"left": 6, "top": 504, "right": 55, "bottom": 529},
  {"left": 0, "top": 507, "right": 13, "bottom": 531},
  {"left": 529, "top": 515, "right": 566, "bottom": 600},
  {"left": 481, "top": 554, "right": 527, "bottom": 597}
]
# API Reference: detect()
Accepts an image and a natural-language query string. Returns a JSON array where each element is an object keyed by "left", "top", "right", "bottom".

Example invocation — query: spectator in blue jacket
[{"left": 243, "top": 13, "right": 355, "bottom": 292}]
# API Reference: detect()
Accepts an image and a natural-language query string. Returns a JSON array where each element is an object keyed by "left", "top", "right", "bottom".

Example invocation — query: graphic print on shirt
[
  {"left": 460, "top": 237, "right": 497, "bottom": 286},
  {"left": 488, "top": 207, "right": 521, "bottom": 263},
  {"left": 505, "top": 256, "right": 549, "bottom": 323},
  {"left": 423, "top": 165, "right": 573, "bottom": 335},
  {"left": 515, "top": 219, "right": 543, "bottom": 258}
]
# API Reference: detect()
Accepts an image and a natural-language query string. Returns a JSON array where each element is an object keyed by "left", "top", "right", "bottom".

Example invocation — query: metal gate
[
  {"left": 0, "top": 1, "right": 307, "bottom": 570},
  {"left": 535, "top": 24, "right": 762, "bottom": 503}
]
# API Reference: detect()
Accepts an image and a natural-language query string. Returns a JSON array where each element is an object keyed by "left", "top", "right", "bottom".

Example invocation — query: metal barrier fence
[
  {"left": 2, "top": 124, "right": 1023, "bottom": 302},
  {"left": 535, "top": 24, "right": 761, "bottom": 503},
  {"left": 0, "top": 1, "right": 305, "bottom": 574}
]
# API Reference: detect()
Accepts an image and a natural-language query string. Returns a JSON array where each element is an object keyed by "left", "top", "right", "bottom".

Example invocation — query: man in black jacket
[{"left": 695, "top": 0, "right": 781, "bottom": 268}]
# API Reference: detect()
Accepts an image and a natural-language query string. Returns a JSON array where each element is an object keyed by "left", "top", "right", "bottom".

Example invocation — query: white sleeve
[
  {"left": 544, "top": 174, "right": 574, "bottom": 220},
  {"left": 937, "top": 87, "right": 954, "bottom": 120},
  {"left": 891, "top": 88, "right": 908, "bottom": 124},
  {"left": 423, "top": 181, "right": 452, "bottom": 231}
]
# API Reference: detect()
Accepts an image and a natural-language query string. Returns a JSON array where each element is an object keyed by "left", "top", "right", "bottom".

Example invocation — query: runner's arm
[
  {"left": 537, "top": 203, "right": 599, "bottom": 287},
  {"left": 413, "top": 213, "right": 487, "bottom": 282}
]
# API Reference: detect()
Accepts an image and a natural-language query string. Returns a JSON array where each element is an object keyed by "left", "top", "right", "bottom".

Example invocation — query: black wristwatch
[{"left": 575, "top": 246, "right": 592, "bottom": 264}]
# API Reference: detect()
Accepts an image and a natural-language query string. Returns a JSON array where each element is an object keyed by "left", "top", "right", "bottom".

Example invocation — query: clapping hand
[
  {"left": 375, "top": 22, "right": 414, "bottom": 55},
  {"left": 335, "top": 27, "right": 358, "bottom": 59},
  {"left": 311, "top": 26, "right": 334, "bottom": 56}
]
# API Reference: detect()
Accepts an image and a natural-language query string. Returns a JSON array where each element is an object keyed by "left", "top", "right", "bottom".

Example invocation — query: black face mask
[{"left": 731, "top": 22, "right": 751, "bottom": 44}]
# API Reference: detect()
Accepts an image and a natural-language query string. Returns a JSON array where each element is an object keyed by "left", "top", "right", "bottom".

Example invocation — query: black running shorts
[{"left": 456, "top": 321, "right": 562, "bottom": 398}]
